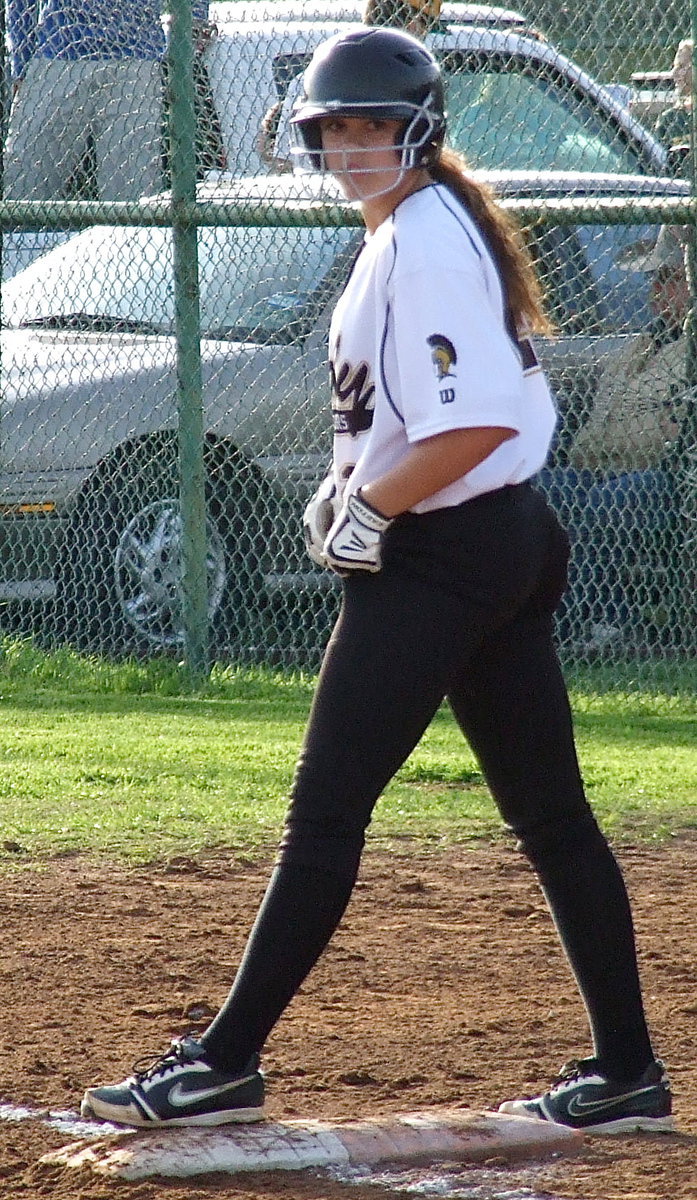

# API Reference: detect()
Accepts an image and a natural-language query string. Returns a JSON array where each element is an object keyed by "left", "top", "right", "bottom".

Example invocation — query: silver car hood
[{"left": 0, "top": 328, "right": 329, "bottom": 504}]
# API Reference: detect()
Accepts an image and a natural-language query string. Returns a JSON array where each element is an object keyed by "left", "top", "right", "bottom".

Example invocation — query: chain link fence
[{"left": 0, "top": 0, "right": 694, "bottom": 688}]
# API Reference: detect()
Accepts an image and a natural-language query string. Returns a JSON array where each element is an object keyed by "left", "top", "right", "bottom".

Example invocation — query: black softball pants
[{"left": 202, "top": 484, "right": 655, "bottom": 1083}]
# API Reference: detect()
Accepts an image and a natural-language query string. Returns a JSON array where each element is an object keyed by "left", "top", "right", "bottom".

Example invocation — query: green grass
[{"left": 0, "top": 638, "right": 694, "bottom": 862}]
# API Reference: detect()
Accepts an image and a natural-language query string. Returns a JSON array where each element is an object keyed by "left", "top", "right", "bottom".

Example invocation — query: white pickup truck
[{"left": 201, "top": 3, "right": 665, "bottom": 176}]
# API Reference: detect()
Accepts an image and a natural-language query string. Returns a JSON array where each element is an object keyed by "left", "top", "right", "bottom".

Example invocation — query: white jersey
[{"left": 328, "top": 182, "right": 557, "bottom": 512}]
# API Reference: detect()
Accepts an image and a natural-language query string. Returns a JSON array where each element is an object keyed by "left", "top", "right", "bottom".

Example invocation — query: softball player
[{"left": 82, "top": 28, "right": 673, "bottom": 1135}]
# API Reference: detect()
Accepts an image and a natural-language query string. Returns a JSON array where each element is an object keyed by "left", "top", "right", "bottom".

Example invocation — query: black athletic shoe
[
  {"left": 498, "top": 1057, "right": 674, "bottom": 1134},
  {"left": 80, "top": 1036, "right": 265, "bottom": 1127}
]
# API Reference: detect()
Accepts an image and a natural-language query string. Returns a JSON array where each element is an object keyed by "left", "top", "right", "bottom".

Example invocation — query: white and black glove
[
  {"left": 323, "top": 489, "right": 393, "bottom": 574},
  {"left": 303, "top": 472, "right": 339, "bottom": 567}
]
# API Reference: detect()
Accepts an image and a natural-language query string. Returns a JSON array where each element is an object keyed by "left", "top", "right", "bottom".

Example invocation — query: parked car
[
  {"left": 201, "top": 15, "right": 666, "bottom": 176},
  {"left": 1, "top": 230, "right": 75, "bottom": 281},
  {"left": 1, "top": 5, "right": 667, "bottom": 283},
  {"left": 0, "top": 6, "right": 666, "bottom": 285},
  {"left": 0, "top": 170, "right": 689, "bottom": 653}
]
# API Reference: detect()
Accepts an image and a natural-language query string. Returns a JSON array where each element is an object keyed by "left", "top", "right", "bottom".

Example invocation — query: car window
[
  {"left": 575, "top": 223, "right": 657, "bottom": 329},
  {"left": 272, "top": 52, "right": 309, "bottom": 100},
  {"left": 444, "top": 57, "right": 645, "bottom": 174},
  {"left": 3, "top": 224, "right": 359, "bottom": 342},
  {"left": 3, "top": 206, "right": 662, "bottom": 342},
  {"left": 531, "top": 222, "right": 660, "bottom": 334},
  {"left": 199, "top": 223, "right": 358, "bottom": 339},
  {"left": 1, "top": 231, "right": 75, "bottom": 280},
  {"left": 270, "top": 49, "right": 651, "bottom": 176}
]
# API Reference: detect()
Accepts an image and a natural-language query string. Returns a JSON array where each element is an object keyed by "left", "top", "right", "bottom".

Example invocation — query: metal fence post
[
  {"left": 688, "top": 3, "right": 697, "bottom": 367},
  {"left": 688, "top": 3, "right": 697, "bottom": 619},
  {"left": 167, "top": 0, "right": 209, "bottom": 680}
]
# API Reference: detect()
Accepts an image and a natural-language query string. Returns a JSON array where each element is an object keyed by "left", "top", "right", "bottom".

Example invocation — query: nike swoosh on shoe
[
  {"left": 565, "top": 1085, "right": 656, "bottom": 1118},
  {"left": 167, "top": 1073, "right": 258, "bottom": 1107}
]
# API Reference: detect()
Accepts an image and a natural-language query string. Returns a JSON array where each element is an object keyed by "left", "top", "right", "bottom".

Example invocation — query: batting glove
[
  {"left": 323, "top": 489, "right": 393, "bottom": 574},
  {"left": 303, "top": 472, "right": 339, "bottom": 567}
]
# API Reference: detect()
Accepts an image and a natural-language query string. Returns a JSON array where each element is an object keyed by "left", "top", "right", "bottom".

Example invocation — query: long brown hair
[{"left": 431, "top": 146, "right": 553, "bottom": 336}]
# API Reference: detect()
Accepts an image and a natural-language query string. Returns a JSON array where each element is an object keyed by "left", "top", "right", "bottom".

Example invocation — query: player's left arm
[
  {"left": 323, "top": 425, "right": 515, "bottom": 573},
  {"left": 360, "top": 425, "right": 515, "bottom": 518}
]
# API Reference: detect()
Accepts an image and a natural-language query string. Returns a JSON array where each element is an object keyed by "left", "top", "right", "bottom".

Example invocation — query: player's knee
[
  {"left": 277, "top": 814, "right": 365, "bottom": 881},
  {"left": 515, "top": 805, "right": 604, "bottom": 871}
]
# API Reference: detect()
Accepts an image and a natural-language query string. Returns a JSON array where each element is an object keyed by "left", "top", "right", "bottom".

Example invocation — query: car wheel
[
  {"left": 54, "top": 436, "right": 269, "bottom": 656},
  {"left": 113, "top": 497, "right": 227, "bottom": 649}
]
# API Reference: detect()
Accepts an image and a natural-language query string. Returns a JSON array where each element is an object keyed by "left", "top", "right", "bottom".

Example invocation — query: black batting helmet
[{"left": 290, "top": 27, "right": 446, "bottom": 171}]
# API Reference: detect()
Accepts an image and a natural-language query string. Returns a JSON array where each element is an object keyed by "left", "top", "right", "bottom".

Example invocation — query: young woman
[
  {"left": 258, "top": 0, "right": 439, "bottom": 171},
  {"left": 81, "top": 28, "right": 673, "bottom": 1135}
]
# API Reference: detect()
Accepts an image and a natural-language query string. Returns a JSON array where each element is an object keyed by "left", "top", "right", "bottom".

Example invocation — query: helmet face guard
[
  {"left": 290, "top": 29, "right": 446, "bottom": 197},
  {"left": 291, "top": 97, "right": 444, "bottom": 188}
]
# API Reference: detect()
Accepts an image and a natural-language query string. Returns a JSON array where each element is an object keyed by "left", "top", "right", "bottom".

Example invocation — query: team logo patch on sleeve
[
  {"left": 427, "top": 334, "right": 457, "bottom": 379},
  {"left": 427, "top": 334, "right": 457, "bottom": 404}
]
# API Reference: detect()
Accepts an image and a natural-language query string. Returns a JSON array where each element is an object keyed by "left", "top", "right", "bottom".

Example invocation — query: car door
[{"left": 530, "top": 215, "right": 667, "bottom": 463}]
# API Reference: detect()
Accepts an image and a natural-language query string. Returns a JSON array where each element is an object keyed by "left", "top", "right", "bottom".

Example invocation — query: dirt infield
[{"left": 1, "top": 835, "right": 697, "bottom": 1200}]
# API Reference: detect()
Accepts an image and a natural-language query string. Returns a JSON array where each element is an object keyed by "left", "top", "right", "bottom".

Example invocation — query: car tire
[{"left": 53, "top": 434, "right": 269, "bottom": 657}]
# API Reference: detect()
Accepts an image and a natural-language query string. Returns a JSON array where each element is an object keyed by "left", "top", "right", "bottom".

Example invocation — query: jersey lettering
[{"left": 330, "top": 355, "right": 375, "bottom": 437}]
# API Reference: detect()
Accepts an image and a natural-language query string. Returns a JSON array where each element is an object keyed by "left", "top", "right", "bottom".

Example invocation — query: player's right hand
[
  {"left": 303, "top": 472, "right": 339, "bottom": 567},
  {"left": 323, "top": 489, "right": 393, "bottom": 574}
]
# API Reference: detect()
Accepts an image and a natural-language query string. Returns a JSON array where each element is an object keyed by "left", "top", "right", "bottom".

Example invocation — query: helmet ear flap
[
  {"left": 420, "top": 122, "right": 445, "bottom": 167},
  {"left": 297, "top": 118, "right": 324, "bottom": 170}
]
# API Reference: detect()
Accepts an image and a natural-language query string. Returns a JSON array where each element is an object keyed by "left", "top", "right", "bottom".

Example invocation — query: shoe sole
[
  {"left": 81, "top": 1100, "right": 266, "bottom": 1127},
  {"left": 498, "top": 1102, "right": 674, "bottom": 1136},
  {"left": 582, "top": 1114, "right": 676, "bottom": 1135}
]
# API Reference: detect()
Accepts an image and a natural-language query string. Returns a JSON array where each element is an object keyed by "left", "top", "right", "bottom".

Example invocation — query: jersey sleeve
[{"left": 388, "top": 258, "right": 527, "bottom": 443}]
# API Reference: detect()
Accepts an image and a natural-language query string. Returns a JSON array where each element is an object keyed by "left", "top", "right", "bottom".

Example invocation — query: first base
[{"left": 41, "top": 1108, "right": 582, "bottom": 1180}]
